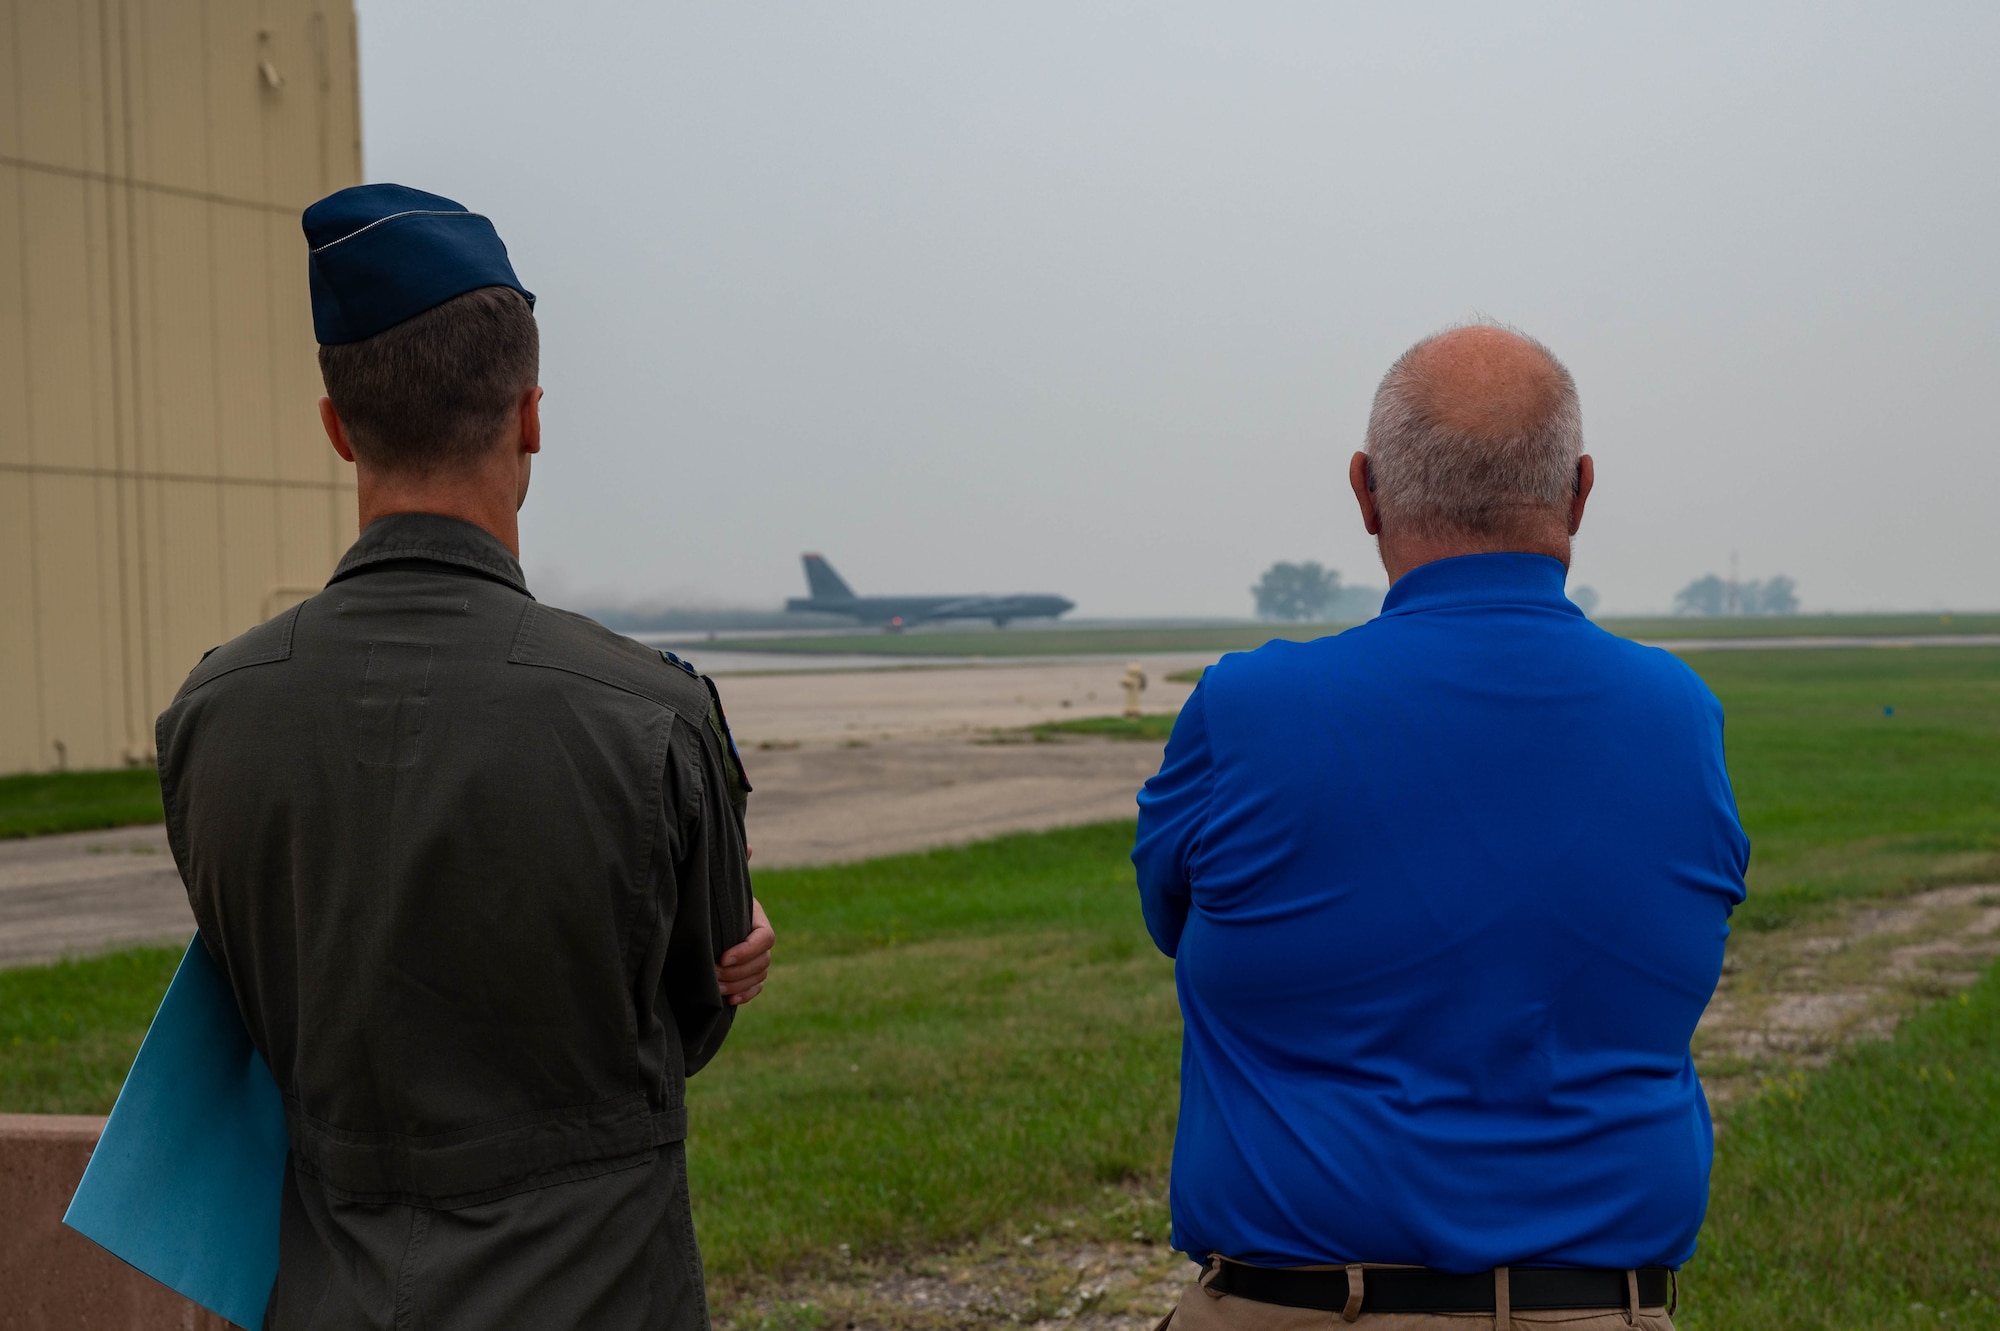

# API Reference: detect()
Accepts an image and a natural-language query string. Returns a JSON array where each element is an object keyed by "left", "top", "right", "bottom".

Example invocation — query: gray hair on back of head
[{"left": 1364, "top": 323, "right": 1583, "bottom": 538}]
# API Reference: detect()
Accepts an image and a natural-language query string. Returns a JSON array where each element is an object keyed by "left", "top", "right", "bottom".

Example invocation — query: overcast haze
[{"left": 355, "top": 2, "right": 2000, "bottom": 618}]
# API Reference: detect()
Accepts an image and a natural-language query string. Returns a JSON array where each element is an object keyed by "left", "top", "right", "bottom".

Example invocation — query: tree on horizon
[
  {"left": 1253, "top": 561, "right": 1342, "bottom": 621},
  {"left": 1674, "top": 572, "right": 1800, "bottom": 616}
]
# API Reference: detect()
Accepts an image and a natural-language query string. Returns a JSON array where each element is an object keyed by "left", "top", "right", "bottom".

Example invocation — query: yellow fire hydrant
[{"left": 1121, "top": 663, "right": 1148, "bottom": 719}]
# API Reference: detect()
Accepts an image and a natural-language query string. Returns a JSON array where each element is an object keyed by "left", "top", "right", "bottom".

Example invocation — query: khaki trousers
[{"left": 1162, "top": 1262, "right": 1675, "bottom": 1331}]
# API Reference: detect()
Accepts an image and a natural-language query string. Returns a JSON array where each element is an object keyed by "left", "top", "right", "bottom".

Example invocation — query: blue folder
[{"left": 64, "top": 934, "right": 288, "bottom": 1331}]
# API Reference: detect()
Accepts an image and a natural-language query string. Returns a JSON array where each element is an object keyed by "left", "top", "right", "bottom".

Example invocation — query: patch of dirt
[
  {"left": 717, "top": 658, "right": 1206, "bottom": 750},
  {"left": 720, "top": 1232, "right": 1187, "bottom": 1331},
  {"left": 1693, "top": 883, "right": 2000, "bottom": 1104},
  {"left": 742, "top": 733, "right": 1168, "bottom": 867}
]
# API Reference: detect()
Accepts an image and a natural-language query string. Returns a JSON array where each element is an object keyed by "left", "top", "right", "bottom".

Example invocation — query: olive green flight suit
[{"left": 154, "top": 512, "right": 754, "bottom": 1331}]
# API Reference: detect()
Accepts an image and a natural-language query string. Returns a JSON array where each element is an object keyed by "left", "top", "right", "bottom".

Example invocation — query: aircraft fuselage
[
  {"left": 784, "top": 593, "right": 1076, "bottom": 629},
  {"left": 786, "top": 555, "right": 1074, "bottom": 629}
]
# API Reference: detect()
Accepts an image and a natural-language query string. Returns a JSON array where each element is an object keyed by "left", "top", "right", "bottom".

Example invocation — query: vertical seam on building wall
[
  {"left": 259, "top": 15, "right": 283, "bottom": 607},
  {"left": 94, "top": 0, "right": 138, "bottom": 763},
  {"left": 348, "top": 9, "right": 363, "bottom": 177},
  {"left": 11, "top": 10, "right": 52, "bottom": 766},
  {"left": 312, "top": 7, "right": 329, "bottom": 192},
  {"left": 317, "top": 4, "right": 340, "bottom": 564},
  {"left": 314, "top": 5, "right": 342, "bottom": 572},
  {"left": 118, "top": 0, "right": 157, "bottom": 752},
  {"left": 324, "top": 5, "right": 344, "bottom": 559},
  {"left": 341, "top": 5, "right": 363, "bottom": 566},
  {"left": 203, "top": 0, "right": 230, "bottom": 646}
]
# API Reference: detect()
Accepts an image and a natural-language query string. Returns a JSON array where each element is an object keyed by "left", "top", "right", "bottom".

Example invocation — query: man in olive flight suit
[{"left": 154, "top": 184, "right": 773, "bottom": 1330}]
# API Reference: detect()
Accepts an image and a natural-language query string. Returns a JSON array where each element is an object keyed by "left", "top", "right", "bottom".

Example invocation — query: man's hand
[{"left": 717, "top": 898, "right": 774, "bottom": 1006}]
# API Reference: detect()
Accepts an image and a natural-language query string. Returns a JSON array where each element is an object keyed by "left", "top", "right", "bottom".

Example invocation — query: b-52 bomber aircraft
[{"left": 785, "top": 554, "right": 1075, "bottom": 630}]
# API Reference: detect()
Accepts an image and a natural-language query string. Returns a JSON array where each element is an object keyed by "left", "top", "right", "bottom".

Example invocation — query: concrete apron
[{"left": 0, "top": 1114, "right": 227, "bottom": 1330}]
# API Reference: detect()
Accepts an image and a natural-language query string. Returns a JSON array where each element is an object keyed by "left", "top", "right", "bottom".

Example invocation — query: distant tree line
[
  {"left": 1673, "top": 573, "right": 1799, "bottom": 617},
  {"left": 1252, "top": 562, "right": 1385, "bottom": 622},
  {"left": 1254, "top": 562, "right": 1340, "bottom": 621}
]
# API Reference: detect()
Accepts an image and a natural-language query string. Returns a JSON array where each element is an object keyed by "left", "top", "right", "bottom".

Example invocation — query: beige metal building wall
[{"left": 1, "top": 0, "right": 360, "bottom": 775}]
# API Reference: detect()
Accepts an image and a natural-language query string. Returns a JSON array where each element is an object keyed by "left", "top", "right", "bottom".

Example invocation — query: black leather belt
[{"left": 1210, "top": 1263, "right": 1673, "bottom": 1315}]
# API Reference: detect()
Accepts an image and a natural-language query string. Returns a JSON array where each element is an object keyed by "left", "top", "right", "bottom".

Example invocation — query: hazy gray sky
[{"left": 355, "top": 2, "right": 2000, "bottom": 617}]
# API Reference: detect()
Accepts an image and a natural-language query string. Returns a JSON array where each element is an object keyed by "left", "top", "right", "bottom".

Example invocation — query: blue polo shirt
[{"left": 1134, "top": 553, "right": 1747, "bottom": 1273}]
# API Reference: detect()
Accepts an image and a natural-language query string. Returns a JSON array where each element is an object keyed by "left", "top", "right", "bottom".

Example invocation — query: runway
[{"left": 0, "top": 656, "right": 1205, "bottom": 967}]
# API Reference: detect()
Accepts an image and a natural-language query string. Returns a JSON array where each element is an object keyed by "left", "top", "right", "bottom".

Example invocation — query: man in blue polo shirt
[{"left": 1135, "top": 324, "right": 1746, "bottom": 1330}]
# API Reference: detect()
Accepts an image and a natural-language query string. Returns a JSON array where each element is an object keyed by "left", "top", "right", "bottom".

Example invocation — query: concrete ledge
[{"left": 0, "top": 1114, "right": 230, "bottom": 1330}]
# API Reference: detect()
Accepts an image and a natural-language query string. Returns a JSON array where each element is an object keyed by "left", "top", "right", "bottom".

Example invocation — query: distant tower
[
  {"left": 1726, "top": 551, "right": 1740, "bottom": 617},
  {"left": 1, "top": 2, "right": 363, "bottom": 773}
]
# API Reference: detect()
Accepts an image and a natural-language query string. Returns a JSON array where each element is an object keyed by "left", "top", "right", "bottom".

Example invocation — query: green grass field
[
  {"left": 2, "top": 645, "right": 1996, "bottom": 1321},
  {"left": 1682, "top": 968, "right": 2000, "bottom": 1329},
  {"left": 699, "top": 612, "right": 2000, "bottom": 659},
  {"left": 0, "top": 946, "right": 184, "bottom": 1112},
  {"left": 0, "top": 768, "right": 163, "bottom": 839},
  {"left": 1607, "top": 611, "right": 2000, "bottom": 641},
  {"left": 684, "top": 823, "right": 1179, "bottom": 1275},
  {"left": 1029, "top": 713, "right": 1179, "bottom": 743},
  {"left": 1698, "top": 648, "right": 2000, "bottom": 932}
]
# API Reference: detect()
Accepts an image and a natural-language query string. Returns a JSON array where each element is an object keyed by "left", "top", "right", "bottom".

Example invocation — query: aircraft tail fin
[{"left": 801, "top": 554, "right": 857, "bottom": 601}]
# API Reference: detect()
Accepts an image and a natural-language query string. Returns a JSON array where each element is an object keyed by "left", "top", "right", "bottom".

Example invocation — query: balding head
[{"left": 1364, "top": 324, "right": 1583, "bottom": 543}]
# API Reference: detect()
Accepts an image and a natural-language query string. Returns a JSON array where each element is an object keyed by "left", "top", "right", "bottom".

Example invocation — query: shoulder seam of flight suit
[
  {"left": 173, "top": 603, "right": 303, "bottom": 699},
  {"left": 506, "top": 601, "right": 708, "bottom": 716}
]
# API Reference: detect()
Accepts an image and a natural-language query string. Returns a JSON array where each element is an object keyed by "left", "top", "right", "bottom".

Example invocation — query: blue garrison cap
[{"left": 303, "top": 184, "right": 535, "bottom": 345}]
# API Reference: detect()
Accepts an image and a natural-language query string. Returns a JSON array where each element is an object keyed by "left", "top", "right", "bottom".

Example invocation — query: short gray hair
[{"left": 1364, "top": 324, "right": 1582, "bottom": 538}]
